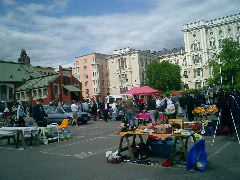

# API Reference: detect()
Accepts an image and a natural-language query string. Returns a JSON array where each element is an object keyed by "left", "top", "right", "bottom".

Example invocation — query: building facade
[
  {"left": 108, "top": 48, "right": 159, "bottom": 94},
  {"left": 181, "top": 13, "right": 240, "bottom": 88},
  {"left": 73, "top": 53, "right": 109, "bottom": 100}
]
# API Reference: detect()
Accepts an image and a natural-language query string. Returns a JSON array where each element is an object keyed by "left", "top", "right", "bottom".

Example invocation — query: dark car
[{"left": 44, "top": 106, "right": 91, "bottom": 125}]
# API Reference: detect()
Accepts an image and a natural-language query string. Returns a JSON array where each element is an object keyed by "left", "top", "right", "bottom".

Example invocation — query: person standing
[
  {"left": 124, "top": 96, "right": 136, "bottom": 128},
  {"left": 91, "top": 100, "right": 98, "bottom": 121},
  {"left": 3, "top": 104, "right": 10, "bottom": 119},
  {"left": 186, "top": 94, "right": 195, "bottom": 121},
  {"left": 179, "top": 94, "right": 187, "bottom": 119},
  {"left": 17, "top": 102, "right": 26, "bottom": 127},
  {"left": 71, "top": 100, "right": 78, "bottom": 126},
  {"left": 111, "top": 100, "right": 117, "bottom": 121},
  {"left": 33, "top": 99, "right": 48, "bottom": 127},
  {"left": 146, "top": 96, "right": 157, "bottom": 124},
  {"left": 103, "top": 101, "right": 110, "bottom": 122}
]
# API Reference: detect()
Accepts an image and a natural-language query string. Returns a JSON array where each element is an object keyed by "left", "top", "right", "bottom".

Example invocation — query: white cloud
[
  {"left": 2, "top": 0, "right": 15, "bottom": 5},
  {"left": 0, "top": 0, "right": 239, "bottom": 66}
]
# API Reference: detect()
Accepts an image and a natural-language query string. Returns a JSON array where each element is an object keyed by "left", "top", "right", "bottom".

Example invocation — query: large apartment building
[
  {"left": 158, "top": 13, "right": 240, "bottom": 89},
  {"left": 108, "top": 48, "right": 158, "bottom": 94},
  {"left": 73, "top": 53, "right": 109, "bottom": 100}
]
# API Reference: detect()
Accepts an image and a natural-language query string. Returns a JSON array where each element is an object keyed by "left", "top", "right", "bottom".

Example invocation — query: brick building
[{"left": 16, "top": 66, "right": 82, "bottom": 105}]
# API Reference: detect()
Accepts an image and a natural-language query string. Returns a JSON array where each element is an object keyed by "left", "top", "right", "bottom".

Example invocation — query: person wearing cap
[{"left": 17, "top": 102, "right": 26, "bottom": 127}]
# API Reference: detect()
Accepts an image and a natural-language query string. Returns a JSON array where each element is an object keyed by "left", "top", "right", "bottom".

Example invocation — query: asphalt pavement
[{"left": 0, "top": 120, "right": 240, "bottom": 180}]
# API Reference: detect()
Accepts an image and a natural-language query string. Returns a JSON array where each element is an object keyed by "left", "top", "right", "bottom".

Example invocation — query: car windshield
[{"left": 62, "top": 106, "right": 72, "bottom": 113}]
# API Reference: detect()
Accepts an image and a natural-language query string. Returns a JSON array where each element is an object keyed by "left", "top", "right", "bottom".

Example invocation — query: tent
[{"left": 124, "top": 86, "right": 161, "bottom": 96}]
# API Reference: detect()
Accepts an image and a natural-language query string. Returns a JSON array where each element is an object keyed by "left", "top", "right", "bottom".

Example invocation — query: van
[{"left": 105, "top": 94, "right": 133, "bottom": 107}]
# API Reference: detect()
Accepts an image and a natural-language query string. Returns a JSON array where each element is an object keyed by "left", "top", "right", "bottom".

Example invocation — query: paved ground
[{"left": 0, "top": 120, "right": 240, "bottom": 180}]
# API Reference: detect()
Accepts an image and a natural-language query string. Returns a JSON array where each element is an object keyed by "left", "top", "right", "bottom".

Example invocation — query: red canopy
[{"left": 124, "top": 86, "right": 160, "bottom": 95}]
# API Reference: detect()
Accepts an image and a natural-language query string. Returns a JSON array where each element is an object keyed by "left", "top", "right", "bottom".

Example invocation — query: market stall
[
  {"left": 124, "top": 86, "right": 161, "bottom": 96},
  {"left": 108, "top": 118, "right": 207, "bottom": 171}
]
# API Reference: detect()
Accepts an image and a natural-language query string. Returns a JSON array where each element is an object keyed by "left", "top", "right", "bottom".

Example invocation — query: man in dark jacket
[{"left": 33, "top": 99, "right": 48, "bottom": 127}]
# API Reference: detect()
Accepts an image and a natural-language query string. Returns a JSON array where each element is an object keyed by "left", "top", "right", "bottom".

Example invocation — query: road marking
[
  {"left": 41, "top": 134, "right": 114, "bottom": 152},
  {"left": 208, "top": 142, "right": 231, "bottom": 159},
  {"left": 40, "top": 145, "right": 119, "bottom": 159}
]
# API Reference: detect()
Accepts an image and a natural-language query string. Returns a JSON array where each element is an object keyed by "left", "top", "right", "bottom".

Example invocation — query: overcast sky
[{"left": 0, "top": 0, "right": 239, "bottom": 67}]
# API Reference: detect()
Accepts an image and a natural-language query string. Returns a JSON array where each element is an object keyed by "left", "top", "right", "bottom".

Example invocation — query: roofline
[
  {"left": 75, "top": 52, "right": 109, "bottom": 59},
  {"left": 34, "top": 65, "right": 55, "bottom": 69},
  {"left": 0, "top": 60, "right": 22, "bottom": 64}
]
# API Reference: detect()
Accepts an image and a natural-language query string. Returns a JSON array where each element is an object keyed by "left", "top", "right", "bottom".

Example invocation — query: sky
[{"left": 0, "top": 0, "right": 240, "bottom": 67}]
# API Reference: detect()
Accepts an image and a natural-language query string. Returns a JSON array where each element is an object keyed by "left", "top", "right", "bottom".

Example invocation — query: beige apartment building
[
  {"left": 108, "top": 48, "right": 158, "bottom": 95},
  {"left": 73, "top": 53, "right": 109, "bottom": 100}
]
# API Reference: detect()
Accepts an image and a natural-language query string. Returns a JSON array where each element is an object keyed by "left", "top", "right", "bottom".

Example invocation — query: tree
[
  {"left": 208, "top": 39, "right": 240, "bottom": 88},
  {"left": 145, "top": 60, "right": 182, "bottom": 91}
]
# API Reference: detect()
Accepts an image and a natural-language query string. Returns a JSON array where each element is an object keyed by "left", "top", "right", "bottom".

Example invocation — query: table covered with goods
[
  {"left": 0, "top": 119, "right": 72, "bottom": 148},
  {"left": 107, "top": 118, "right": 208, "bottom": 171}
]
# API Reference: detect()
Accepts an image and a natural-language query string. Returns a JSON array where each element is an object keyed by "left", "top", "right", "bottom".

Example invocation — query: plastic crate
[{"left": 150, "top": 140, "right": 174, "bottom": 158}]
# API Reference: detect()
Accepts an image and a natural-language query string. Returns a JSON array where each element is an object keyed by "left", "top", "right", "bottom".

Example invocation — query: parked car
[{"left": 43, "top": 106, "right": 91, "bottom": 125}]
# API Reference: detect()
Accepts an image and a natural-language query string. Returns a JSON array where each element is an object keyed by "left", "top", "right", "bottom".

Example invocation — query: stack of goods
[
  {"left": 59, "top": 130, "right": 71, "bottom": 140},
  {"left": 154, "top": 124, "right": 172, "bottom": 134},
  {"left": 205, "top": 105, "right": 218, "bottom": 115},
  {"left": 192, "top": 107, "right": 206, "bottom": 116},
  {"left": 192, "top": 105, "right": 218, "bottom": 116}
]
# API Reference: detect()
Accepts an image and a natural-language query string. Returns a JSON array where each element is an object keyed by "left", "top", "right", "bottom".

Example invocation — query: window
[
  {"left": 43, "top": 88, "right": 48, "bottom": 96},
  {"left": 193, "top": 34, "right": 196, "bottom": 38},
  {"left": 33, "top": 90, "right": 37, "bottom": 98},
  {"left": 124, "top": 58, "right": 127, "bottom": 68},
  {"left": 85, "top": 89, "right": 89, "bottom": 94},
  {"left": 38, "top": 89, "right": 42, "bottom": 97},
  {"left": 93, "top": 80, "right": 95, "bottom": 85},
  {"left": 218, "top": 39, "right": 223, "bottom": 48},
  {"left": 84, "top": 66, "right": 87, "bottom": 70},
  {"left": 237, "top": 26, "right": 240, "bottom": 31},
  {"left": 21, "top": 92, "right": 25, "bottom": 99},
  {"left": 209, "top": 31, "right": 213, "bottom": 35},
  {"left": 195, "top": 68, "right": 201, "bottom": 77},
  {"left": 125, "top": 74, "right": 128, "bottom": 82},
  {"left": 84, "top": 59, "right": 87, "bottom": 63},
  {"left": 85, "top": 81, "right": 88, "bottom": 86},
  {"left": 102, "top": 80, "right": 104, "bottom": 85},
  {"left": 54, "top": 85, "right": 59, "bottom": 95},
  {"left": 227, "top": 28, "right": 231, "bottom": 33},
  {"left": 209, "top": 40, "right": 216, "bottom": 49},
  {"left": 75, "top": 61, "right": 79, "bottom": 66},
  {"left": 183, "top": 71, "right": 188, "bottom": 78},
  {"left": 1, "top": 85, "right": 7, "bottom": 95},
  {"left": 16, "top": 93, "right": 20, "bottom": 100},
  {"left": 219, "top": 30, "right": 222, "bottom": 35}
]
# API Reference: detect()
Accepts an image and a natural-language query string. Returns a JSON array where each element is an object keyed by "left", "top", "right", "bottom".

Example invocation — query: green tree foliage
[
  {"left": 208, "top": 39, "right": 240, "bottom": 88},
  {"left": 145, "top": 60, "right": 181, "bottom": 91}
]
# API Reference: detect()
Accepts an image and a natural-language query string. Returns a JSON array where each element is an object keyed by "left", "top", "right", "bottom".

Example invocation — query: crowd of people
[{"left": 0, "top": 91, "right": 208, "bottom": 128}]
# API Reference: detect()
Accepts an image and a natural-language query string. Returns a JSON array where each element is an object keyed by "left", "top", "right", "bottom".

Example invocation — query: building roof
[
  {"left": 63, "top": 85, "right": 81, "bottom": 92},
  {"left": 16, "top": 74, "right": 59, "bottom": 91},
  {"left": 157, "top": 47, "right": 185, "bottom": 56},
  {"left": 0, "top": 60, "right": 42, "bottom": 82}
]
